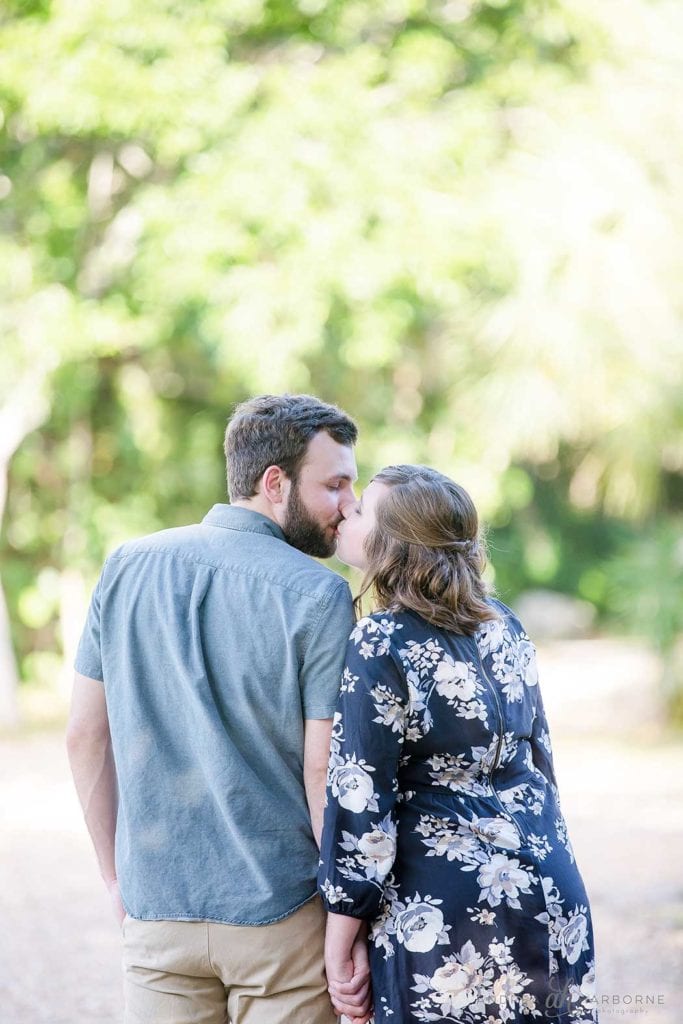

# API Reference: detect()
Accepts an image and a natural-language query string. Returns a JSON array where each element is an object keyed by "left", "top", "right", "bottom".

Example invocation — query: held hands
[{"left": 325, "top": 924, "right": 373, "bottom": 1023}]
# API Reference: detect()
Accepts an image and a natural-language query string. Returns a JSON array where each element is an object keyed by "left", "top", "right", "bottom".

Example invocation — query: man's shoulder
[
  {"left": 106, "top": 524, "right": 204, "bottom": 561},
  {"left": 259, "top": 545, "right": 351, "bottom": 603},
  {"left": 104, "top": 523, "right": 350, "bottom": 602}
]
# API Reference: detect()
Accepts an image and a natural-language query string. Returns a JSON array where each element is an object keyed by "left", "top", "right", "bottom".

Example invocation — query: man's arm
[
  {"left": 66, "top": 671, "right": 123, "bottom": 924},
  {"left": 303, "top": 717, "right": 333, "bottom": 848},
  {"left": 300, "top": 581, "right": 354, "bottom": 848}
]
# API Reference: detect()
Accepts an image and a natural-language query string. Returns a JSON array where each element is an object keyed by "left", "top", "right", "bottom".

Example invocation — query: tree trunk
[
  {"left": 0, "top": 375, "right": 51, "bottom": 728},
  {"left": 0, "top": 577, "right": 20, "bottom": 729}
]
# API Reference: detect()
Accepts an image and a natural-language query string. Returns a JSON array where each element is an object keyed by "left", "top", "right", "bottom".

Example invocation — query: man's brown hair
[{"left": 224, "top": 394, "right": 358, "bottom": 500}]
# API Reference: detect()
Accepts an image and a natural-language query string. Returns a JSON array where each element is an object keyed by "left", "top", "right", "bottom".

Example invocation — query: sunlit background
[{"left": 1, "top": 0, "right": 682, "bottom": 1020}]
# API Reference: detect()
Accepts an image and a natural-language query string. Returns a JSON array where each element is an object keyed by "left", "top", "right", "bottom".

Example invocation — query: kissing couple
[{"left": 68, "top": 393, "right": 598, "bottom": 1024}]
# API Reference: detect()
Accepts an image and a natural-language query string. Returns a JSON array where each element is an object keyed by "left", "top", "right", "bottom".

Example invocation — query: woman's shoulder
[
  {"left": 343, "top": 611, "right": 409, "bottom": 678},
  {"left": 352, "top": 608, "right": 459, "bottom": 654},
  {"left": 349, "top": 609, "right": 405, "bottom": 644},
  {"left": 483, "top": 596, "right": 532, "bottom": 641},
  {"left": 348, "top": 607, "right": 438, "bottom": 659},
  {"left": 349, "top": 601, "right": 533, "bottom": 649}
]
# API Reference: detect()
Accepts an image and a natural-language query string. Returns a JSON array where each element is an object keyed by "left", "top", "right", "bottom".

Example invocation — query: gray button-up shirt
[{"left": 75, "top": 504, "right": 354, "bottom": 924}]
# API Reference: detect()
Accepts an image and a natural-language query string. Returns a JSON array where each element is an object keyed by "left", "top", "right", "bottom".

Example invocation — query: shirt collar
[{"left": 201, "top": 503, "right": 287, "bottom": 543}]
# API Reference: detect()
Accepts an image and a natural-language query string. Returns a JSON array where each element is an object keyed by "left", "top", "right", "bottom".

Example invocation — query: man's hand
[
  {"left": 107, "top": 878, "right": 126, "bottom": 927},
  {"left": 325, "top": 923, "right": 373, "bottom": 1022}
]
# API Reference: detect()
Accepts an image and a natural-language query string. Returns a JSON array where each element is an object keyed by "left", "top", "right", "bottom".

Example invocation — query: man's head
[{"left": 225, "top": 394, "right": 358, "bottom": 557}]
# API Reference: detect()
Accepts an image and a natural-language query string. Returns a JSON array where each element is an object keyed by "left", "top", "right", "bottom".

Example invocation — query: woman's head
[{"left": 336, "top": 464, "right": 499, "bottom": 634}]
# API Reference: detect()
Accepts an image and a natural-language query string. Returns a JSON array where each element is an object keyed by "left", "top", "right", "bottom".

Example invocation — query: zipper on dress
[
  {"left": 470, "top": 641, "right": 528, "bottom": 841},
  {"left": 471, "top": 641, "right": 505, "bottom": 772}
]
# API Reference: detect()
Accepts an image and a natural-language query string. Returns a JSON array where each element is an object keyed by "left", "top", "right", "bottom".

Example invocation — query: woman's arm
[
  {"left": 317, "top": 614, "right": 409, "bottom": 1019},
  {"left": 530, "top": 684, "right": 561, "bottom": 803},
  {"left": 318, "top": 617, "right": 407, "bottom": 917}
]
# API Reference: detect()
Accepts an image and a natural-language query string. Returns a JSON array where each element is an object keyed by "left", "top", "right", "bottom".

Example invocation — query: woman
[{"left": 318, "top": 465, "right": 598, "bottom": 1024}]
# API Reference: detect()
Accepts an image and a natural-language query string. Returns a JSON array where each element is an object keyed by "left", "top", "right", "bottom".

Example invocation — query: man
[{"left": 67, "top": 394, "right": 372, "bottom": 1024}]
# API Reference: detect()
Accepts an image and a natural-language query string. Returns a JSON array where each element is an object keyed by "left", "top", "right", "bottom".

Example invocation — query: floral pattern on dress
[
  {"left": 411, "top": 936, "right": 542, "bottom": 1023},
  {"left": 337, "top": 812, "right": 397, "bottom": 886},
  {"left": 370, "top": 882, "right": 452, "bottom": 960},
  {"left": 415, "top": 810, "right": 522, "bottom": 866},
  {"left": 351, "top": 615, "right": 404, "bottom": 660},
  {"left": 535, "top": 877, "right": 592, "bottom": 967},
  {"left": 399, "top": 639, "right": 490, "bottom": 735},
  {"left": 328, "top": 753, "right": 380, "bottom": 813}
]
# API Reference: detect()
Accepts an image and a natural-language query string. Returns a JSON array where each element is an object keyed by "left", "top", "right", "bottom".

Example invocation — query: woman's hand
[{"left": 325, "top": 916, "right": 373, "bottom": 1022}]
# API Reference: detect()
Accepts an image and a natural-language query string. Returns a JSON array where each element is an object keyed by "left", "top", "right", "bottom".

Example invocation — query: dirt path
[{"left": 1, "top": 640, "right": 682, "bottom": 1023}]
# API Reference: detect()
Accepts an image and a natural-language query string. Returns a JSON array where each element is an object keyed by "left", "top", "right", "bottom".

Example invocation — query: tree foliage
[{"left": 0, "top": 0, "right": 681, "bottom": 713}]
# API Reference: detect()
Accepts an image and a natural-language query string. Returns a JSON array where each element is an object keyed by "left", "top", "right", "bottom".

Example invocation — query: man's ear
[{"left": 261, "top": 465, "right": 289, "bottom": 505}]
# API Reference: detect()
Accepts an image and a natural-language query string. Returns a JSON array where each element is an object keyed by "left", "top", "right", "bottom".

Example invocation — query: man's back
[{"left": 75, "top": 504, "right": 354, "bottom": 924}]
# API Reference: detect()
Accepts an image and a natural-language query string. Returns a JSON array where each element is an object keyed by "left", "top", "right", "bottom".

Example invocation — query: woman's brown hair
[{"left": 355, "top": 464, "right": 499, "bottom": 634}]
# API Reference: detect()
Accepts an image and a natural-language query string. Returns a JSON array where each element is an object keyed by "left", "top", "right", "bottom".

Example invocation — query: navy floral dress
[{"left": 318, "top": 599, "right": 598, "bottom": 1024}]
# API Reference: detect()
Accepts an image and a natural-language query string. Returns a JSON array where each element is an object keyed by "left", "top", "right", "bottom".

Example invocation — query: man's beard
[{"left": 282, "top": 481, "right": 338, "bottom": 558}]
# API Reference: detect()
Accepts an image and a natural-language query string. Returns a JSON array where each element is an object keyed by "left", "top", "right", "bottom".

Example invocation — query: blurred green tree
[{"left": 0, "top": 0, "right": 681, "bottom": 723}]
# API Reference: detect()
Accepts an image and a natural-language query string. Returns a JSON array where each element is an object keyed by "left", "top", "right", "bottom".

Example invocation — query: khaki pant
[{"left": 122, "top": 895, "right": 337, "bottom": 1024}]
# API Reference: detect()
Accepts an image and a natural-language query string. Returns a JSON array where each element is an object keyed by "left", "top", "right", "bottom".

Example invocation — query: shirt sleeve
[
  {"left": 74, "top": 568, "right": 105, "bottom": 683},
  {"left": 317, "top": 614, "right": 407, "bottom": 920},
  {"left": 299, "top": 578, "right": 355, "bottom": 719}
]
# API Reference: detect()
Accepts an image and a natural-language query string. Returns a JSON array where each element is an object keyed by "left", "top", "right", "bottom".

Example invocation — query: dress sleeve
[
  {"left": 317, "top": 614, "right": 407, "bottom": 920},
  {"left": 530, "top": 684, "right": 559, "bottom": 797}
]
